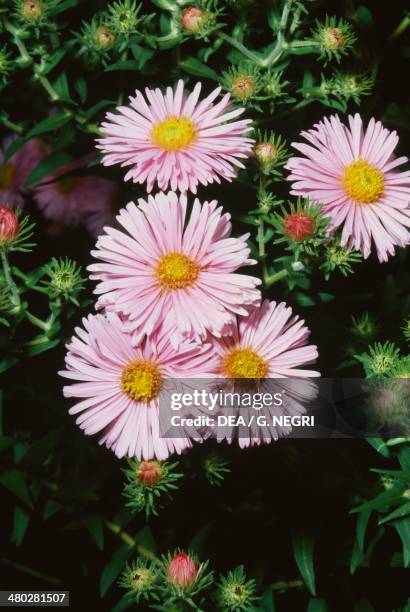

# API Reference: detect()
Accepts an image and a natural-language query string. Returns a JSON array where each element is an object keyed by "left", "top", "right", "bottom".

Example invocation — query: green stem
[
  {"left": 0, "top": 558, "right": 61, "bottom": 586},
  {"left": 0, "top": 117, "right": 24, "bottom": 134},
  {"left": 264, "top": 268, "right": 289, "bottom": 286},
  {"left": 389, "top": 14, "right": 410, "bottom": 41},
  {"left": 1, "top": 249, "right": 20, "bottom": 311},
  {"left": 25, "top": 310, "right": 52, "bottom": 332},
  {"left": 271, "top": 578, "right": 303, "bottom": 590},
  {"left": 217, "top": 32, "right": 263, "bottom": 65},
  {"left": 104, "top": 521, "right": 156, "bottom": 561}
]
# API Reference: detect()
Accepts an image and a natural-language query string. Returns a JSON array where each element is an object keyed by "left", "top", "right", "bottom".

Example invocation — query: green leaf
[
  {"left": 105, "top": 60, "right": 146, "bottom": 72},
  {"left": 350, "top": 527, "right": 384, "bottom": 574},
  {"left": 26, "top": 113, "right": 71, "bottom": 139},
  {"left": 11, "top": 506, "right": 30, "bottom": 546},
  {"left": 260, "top": 587, "right": 275, "bottom": 612},
  {"left": 43, "top": 500, "right": 63, "bottom": 520},
  {"left": 100, "top": 545, "right": 130, "bottom": 597},
  {"left": 83, "top": 515, "right": 104, "bottom": 550},
  {"left": 0, "top": 469, "right": 33, "bottom": 508},
  {"left": 355, "top": 5, "right": 373, "bottom": 27},
  {"left": 398, "top": 446, "right": 410, "bottom": 471},
  {"left": 180, "top": 57, "right": 220, "bottom": 81},
  {"left": 21, "top": 429, "right": 62, "bottom": 469},
  {"left": 25, "top": 151, "right": 72, "bottom": 187},
  {"left": 49, "top": 0, "right": 79, "bottom": 15},
  {"left": 308, "top": 598, "right": 329, "bottom": 612},
  {"left": 394, "top": 517, "right": 410, "bottom": 567},
  {"left": 357, "top": 509, "right": 372, "bottom": 552},
  {"left": 379, "top": 502, "right": 410, "bottom": 525},
  {"left": 84, "top": 100, "right": 115, "bottom": 120},
  {"left": 292, "top": 531, "right": 316, "bottom": 596},
  {"left": 52, "top": 73, "right": 71, "bottom": 102},
  {"left": 43, "top": 40, "right": 77, "bottom": 75},
  {"left": 75, "top": 77, "right": 87, "bottom": 103},
  {"left": 366, "top": 437, "right": 390, "bottom": 457},
  {"left": 134, "top": 526, "right": 157, "bottom": 556}
]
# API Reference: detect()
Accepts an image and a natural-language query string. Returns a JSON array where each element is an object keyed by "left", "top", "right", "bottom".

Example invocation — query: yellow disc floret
[
  {"left": 221, "top": 347, "right": 268, "bottom": 379},
  {"left": 151, "top": 116, "right": 196, "bottom": 151},
  {"left": 121, "top": 360, "right": 162, "bottom": 403},
  {"left": 156, "top": 252, "right": 199, "bottom": 291},
  {"left": 343, "top": 159, "right": 384, "bottom": 204}
]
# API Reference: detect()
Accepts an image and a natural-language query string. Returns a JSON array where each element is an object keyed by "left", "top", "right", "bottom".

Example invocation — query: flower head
[
  {"left": 59, "top": 313, "right": 212, "bottom": 459},
  {"left": 286, "top": 114, "right": 410, "bottom": 262},
  {"left": 311, "top": 15, "right": 356, "bottom": 64},
  {"left": 33, "top": 157, "right": 117, "bottom": 236},
  {"left": 284, "top": 212, "right": 315, "bottom": 242},
  {"left": 41, "top": 257, "right": 85, "bottom": 304},
  {"left": 160, "top": 549, "right": 213, "bottom": 599},
  {"left": 222, "top": 63, "right": 262, "bottom": 103},
  {"left": 0, "top": 205, "right": 19, "bottom": 245},
  {"left": 97, "top": 80, "right": 254, "bottom": 193},
  {"left": 89, "top": 192, "right": 261, "bottom": 346}
]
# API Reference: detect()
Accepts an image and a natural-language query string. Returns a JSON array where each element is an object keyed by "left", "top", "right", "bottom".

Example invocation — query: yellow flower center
[
  {"left": 221, "top": 348, "right": 268, "bottom": 379},
  {"left": 323, "top": 27, "right": 345, "bottom": 50},
  {"left": 0, "top": 163, "right": 15, "bottom": 190},
  {"left": 151, "top": 116, "right": 196, "bottom": 151},
  {"left": 343, "top": 159, "right": 384, "bottom": 204},
  {"left": 121, "top": 360, "right": 162, "bottom": 403},
  {"left": 156, "top": 252, "right": 199, "bottom": 291}
]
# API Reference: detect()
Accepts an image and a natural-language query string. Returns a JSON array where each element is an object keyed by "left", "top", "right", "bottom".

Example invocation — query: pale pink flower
[
  {"left": 97, "top": 79, "right": 254, "bottom": 193},
  {"left": 286, "top": 113, "right": 410, "bottom": 262},
  {"left": 33, "top": 157, "right": 117, "bottom": 237},
  {"left": 88, "top": 191, "right": 261, "bottom": 346},
  {"left": 59, "top": 313, "right": 212, "bottom": 460},
  {"left": 204, "top": 299, "right": 319, "bottom": 448},
  {"left": 0, "top": 135, "right": 49, "bottom": 209}
]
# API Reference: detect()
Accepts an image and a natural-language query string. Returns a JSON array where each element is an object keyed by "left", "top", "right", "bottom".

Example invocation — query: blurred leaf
[
  {"left": 394, "top": 517, "right": 410, "bottom": 567},
  {"left": 83, "top": 515, "right": 104, "bottom": 550},
  {"left": 25, "top": 151, "right": 72, "bottom": 187},
  {"left": 26, "top": 113, "right": 71, "bottom": 139},
  {"left": 74, "top": 77, "right": 87, "bottom": 103},
  {"left": 0, "top": 469, "right": 33, "bottom": 508},
  {"left": 189, "top": 522, "right": 212, "bottom": 557},
  {"left": 308, "top": 598, "right": 329, "bottom": 612},
  {"left": 42, "top": 40, "right": 77, "bottom": 75},
  {"left": 43, "top": 500, "right": 63, "bottom": 521},
  {"left": 50, "top": 0, "right": 79, "bottom": 15},
  {"left": 292, "top": 531, "right": 316, "bottom": 596},
  {"left": 180, "top": 57, "right": 219, "bottom": 81},
  {"left": 379, "top": 502, "right": 410, "bottom": 525},
  {"left": 20, "top": 429, "right": 62, "bottom": 469},
  {"left": 260, "top": 587, "right": 276, "bottom": 611},
  {"left": 11, "top": 506, "right": 30, "bottom": 546},
  {"left": 135, "top": 526, "right": 157, "bottom": 556},
  {"left": 52, "top": 73, "right": 71, "bottom": 102},
  {"left": 100, "top": 545, "right": 130, "bottom": 597},
  {"left": 354, "top": 5, "right": 374, "bottom": 27},
  {"left": 357, "top": 509, "right": 372, "bottom": 552}
]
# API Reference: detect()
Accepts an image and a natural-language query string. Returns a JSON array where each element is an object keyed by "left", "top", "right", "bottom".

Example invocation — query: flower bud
[
  {"left": 94, "top": 25, "right": 116, "bottom": 50},
  {"left": 167, "top": 551, "right": 198, "bottom": 588},
  {"left": 0, "top": 205, "right": 19, "bottom": 245},
  {"left": 231, "top": 75, "right": 256, "bottom": 100},
  {"left": 284, "top": 212, "right": 315, "bottom": 242},
  {"left": 181, "top": 7, "right": 209, "bottom": 33},
  {"left": 322, "top": 27, "right": 345, "bottom": 50},
  {"left": 21, "top": 0, "right": 44, "bottom": 23},
  {"left": 137, "top": 460, "right": 162, "bottom": 485},
  {"left": 255, "top": 142, "right": 278, "bottom": 166}
]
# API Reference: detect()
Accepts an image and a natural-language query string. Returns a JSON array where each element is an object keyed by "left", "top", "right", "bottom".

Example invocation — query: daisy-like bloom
[
  {"left": 59, "top": 313, "right": 213, "bottom": 460},
  {"left": 203, "top": 300, "right": 319, "bottom": 448},
  {"left": 33, "top": 157, "right": 117, "bottom": 236},
  {"left": 286, "top": 114, "right": 410, "bottom": 262},
  {"left": 89, "top": 191, "right": 261, "bottom": 345},
  {"left": 0, "top": 135, "right": 49, "bottom": 209},
  {"left": 97, "top": 79, "right": 254, "bottom": 193}
]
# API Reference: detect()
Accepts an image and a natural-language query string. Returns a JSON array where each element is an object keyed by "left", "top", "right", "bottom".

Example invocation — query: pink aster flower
[
  {"left": 88, "top": 191, "right": 261, "bottom": 345},
  {"left": 202, "top": 299, "right": 320, "bottom": 448},
  {"left": 33, "top": 156, "right": 117, "bottom": 236},
  {"left": 0, "top": 135, "right": 49, "bottom": 209},
  {"left": 97, "top": 79, "right": 254, "bottom": 193},
  {"left": 59, "top": 313, "right": 212, "bottom": 460},
  {"left": 286, "top": 113, "right": 410, "bottom": 262}
]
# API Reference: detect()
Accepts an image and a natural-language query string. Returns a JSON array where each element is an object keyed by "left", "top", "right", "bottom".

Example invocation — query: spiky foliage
[
  {"left": 119, "top": 558, "right": 159, "bottom": 604},
  {"left": 320, "top": 240, "right": 362, "bottom": 280},
  {"left": 41, "top": 257, "right": 85, "bottom": 305},
  {"left": 122, "top": 459, "right": 183, "bottom": 518},
  {"left": 204, "top": 453, "right": 230, "bottom": 486},
  {"left": 215, "top": 565, "right": 258, "bottom": 611},
  {"left": 311, "top": 15, "right": 356, "bottom": 64},
  {"left": 356, "top": 341, "right": 401, "bottom": 378}
]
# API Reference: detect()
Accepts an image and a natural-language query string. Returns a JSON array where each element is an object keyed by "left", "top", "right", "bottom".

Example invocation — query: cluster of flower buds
[{"left": 120, "top": 550, "right": 260, "bottom": 609}]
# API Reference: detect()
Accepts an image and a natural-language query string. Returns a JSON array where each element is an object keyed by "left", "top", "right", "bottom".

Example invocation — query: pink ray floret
[
  {"left": 286, "top": 113, "right": 410, "bottom": 262},
  {"left": 59, "top": 313, "right": 213, "bottom": 460},
  {"left": 88, "top": 191, "right": 261, "bottom": 345},
  {"left": 96, "top": 79, "right": 254, "bottom": 193}
]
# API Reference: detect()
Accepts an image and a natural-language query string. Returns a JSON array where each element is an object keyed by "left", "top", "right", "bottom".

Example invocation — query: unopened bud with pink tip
[
  {"left": 167, "top": 551, "right": 198, "bottom": 588},
  {"left": 0, "top": 205, "right": 19, "bottom": 246}
]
